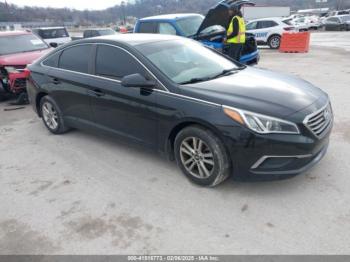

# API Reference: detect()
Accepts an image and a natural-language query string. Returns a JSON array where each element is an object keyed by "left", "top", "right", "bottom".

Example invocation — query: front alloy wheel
[
  {"left": 175, "top": 125, "right": 231, "bottom": 187},
  {"left": 180, "top": 137, "right": 215, "bottom": 179}
]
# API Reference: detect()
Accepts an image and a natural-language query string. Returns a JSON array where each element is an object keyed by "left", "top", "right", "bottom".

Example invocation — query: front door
[{"left": 89, "top": 44, "right": 158, "bottom": 147}]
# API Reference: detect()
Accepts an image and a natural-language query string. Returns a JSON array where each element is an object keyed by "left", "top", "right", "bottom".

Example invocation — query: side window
[
  {"left": 158, "top": 23, "right": 177, "bottom": 35},
  {"left": 258, "top": 21, "right": 278, "bottom": 29},
  {"left": 138, "top": 22, "right": 157, "bottom": 33},
  {"left": 59, "top": 45, "right": 91, "bottom": 73},
  {"left": 42, "top": 51, "right": 61, "bottom": 67},
  {"left": 246, "top": 21, "right": 258, "bottom": 30},
  {"left": 95, "top": 45, "right": 146, "bottom": 79}
]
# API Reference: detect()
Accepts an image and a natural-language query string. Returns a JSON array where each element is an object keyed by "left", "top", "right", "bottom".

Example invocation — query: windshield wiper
[
  {"left": 179, "top": 67, "right": 246, "bottom": 85},
  {"left": 179, "top": 77, "right": 212, "bottom": 85},
  {"left": 210, "top": 66, "right": 246, "bottom": 79}
]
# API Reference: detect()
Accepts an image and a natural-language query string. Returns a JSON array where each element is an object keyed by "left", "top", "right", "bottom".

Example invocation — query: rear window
[
  {"left": 137, "top": 22, "right": 157, "bottom": 33},
  {"left": 39, "top": 28, "right": 69, "bottom": 39},
  {"left": 0, "top": 34, "right": 48, "bottom": 55},
  {"left": 59, "top": 45, "right": 91, "bottom": 73},
  {"left": 258, "top": 21, "right": 278, "bottom": 29},
  {"left": 283, "top": 19, "right": 293, "bottom": 26}
]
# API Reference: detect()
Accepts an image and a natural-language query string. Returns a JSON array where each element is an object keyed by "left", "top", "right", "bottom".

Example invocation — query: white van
[{"left": 32, "top": 27, "right": 71, "bottom": 46}]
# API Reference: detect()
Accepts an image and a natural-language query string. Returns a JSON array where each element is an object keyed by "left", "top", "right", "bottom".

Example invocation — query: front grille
[{"left": 304, "top": 102, "right": 333, "bottom": 138}]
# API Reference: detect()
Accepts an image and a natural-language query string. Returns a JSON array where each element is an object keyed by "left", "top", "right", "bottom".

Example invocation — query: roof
[
  {"left": 139, "top": 13, "right": 201, "bottom": 21},
  {"left": 248, "top": 17, "right": 286, "bottom": 22},
  {"left": 79, "top": 33, "right": 183, "bottom": 46},
  {"left": 32, "top": 27, "right": 66, "bottom": 30},
  {"left": 0, "top": 30, "right": 31, "bottom": 37}
]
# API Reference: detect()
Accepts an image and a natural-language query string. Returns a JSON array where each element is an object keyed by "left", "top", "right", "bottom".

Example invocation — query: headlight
[{"left": 223, "top": 106, "right": 300, "bottom": 134}]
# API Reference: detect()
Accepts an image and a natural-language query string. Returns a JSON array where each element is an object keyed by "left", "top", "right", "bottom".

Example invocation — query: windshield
[
  {"left": 0, "top": 34, "right": 48, "bottom": 56},
  {"left": 136, "top": 39, "right": 241, "bottom": 84},
  {"left": 39, "top": 28, "right": 69, "bottom": 39},
  {"left": 340, "top": 15, "right": 350, "bottom": 22},
  {"left": 176, "top": 15, "right": 204, "bottom": 37}
]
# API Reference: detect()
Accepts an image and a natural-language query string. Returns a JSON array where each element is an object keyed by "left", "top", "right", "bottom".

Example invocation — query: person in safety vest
[{"left": 226, "top": 7, "right": 246, "bottom": 61}]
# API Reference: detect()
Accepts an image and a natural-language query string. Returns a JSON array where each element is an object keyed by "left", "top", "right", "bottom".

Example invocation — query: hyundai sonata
[{"left": 27, "top": 34, "right": 333, "bottom": 187}]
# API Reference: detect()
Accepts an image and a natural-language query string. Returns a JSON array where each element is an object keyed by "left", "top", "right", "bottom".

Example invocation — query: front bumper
[{"left": 228, "top": 129, "right": 331, "bottom": 182}]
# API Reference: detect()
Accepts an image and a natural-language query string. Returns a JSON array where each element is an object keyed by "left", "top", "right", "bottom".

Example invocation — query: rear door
[
  {"left": 44, "top": 44, "right": 95, "bottom": 123},
  {"left": 89, "top": 44, "right": 158, "bottom": 147},
  {"left": 254, "top": 20, "right": 279, "bottom": 43}
]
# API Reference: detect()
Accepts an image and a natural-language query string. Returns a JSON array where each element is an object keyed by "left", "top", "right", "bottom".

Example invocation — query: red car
[{"left": 0, "top": 31, "right": 51, "bottom": 104}]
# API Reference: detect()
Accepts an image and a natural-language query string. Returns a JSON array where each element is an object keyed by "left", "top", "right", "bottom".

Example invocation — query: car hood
[
  {"left": 179, "top": 67, "right": 328, "bottom": 118},
  {"left": 197, "top": 0, "right": 254, "bottom": 34},
  {"left": 0, "top": 48, "right": 51, "bottom": 66}
]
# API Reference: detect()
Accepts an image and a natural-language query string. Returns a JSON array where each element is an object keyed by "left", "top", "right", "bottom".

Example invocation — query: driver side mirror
[
  {"left": 49, "top": 42, "right": 58, "bottom": 48},
  {"left": 121, "top": 73, "right": 156, "bottom": 89}
]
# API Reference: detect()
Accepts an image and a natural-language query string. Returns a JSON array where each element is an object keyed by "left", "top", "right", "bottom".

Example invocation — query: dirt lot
[{"left": 0, "top": 32, "right": 350, "bottom": 254}]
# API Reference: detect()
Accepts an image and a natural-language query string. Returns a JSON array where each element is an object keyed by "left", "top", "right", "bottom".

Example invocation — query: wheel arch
[
  {"left": 165, "top": 118, "right": 227, "bottom": 161},
  {"left": 36, "top": 92, "right": 48, "bottom": 117}
]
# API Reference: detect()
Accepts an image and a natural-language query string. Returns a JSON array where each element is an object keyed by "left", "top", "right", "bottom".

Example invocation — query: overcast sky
[{"left": 5, "top": 0, "right": 124, "bottom": 10}]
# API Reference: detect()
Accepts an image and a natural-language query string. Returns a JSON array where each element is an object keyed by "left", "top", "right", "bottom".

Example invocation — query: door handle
[
  {"left": 88, "top": 89, "right": 105, "bottom": 97},
  {"left": 52, "top": 78, "right": 61, "bottom": 85}
]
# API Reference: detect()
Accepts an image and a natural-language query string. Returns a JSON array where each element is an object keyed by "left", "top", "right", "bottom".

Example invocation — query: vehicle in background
[
  {"left": 27, "top": 34, "right": 333, "bottom": 186},
  {"left": 0, "top": 31, "right": 51, "bottom": 103},
  {"left": 328, "top": 10, "right": 350, "bottom": 16},
  {"left": 134, "top": 0, "right": 259, "bottom": 65},
  {"left": 324, "top": 15, "right": 350, "bottom": 31},
  {"left": 242, "top": 6, "right": 290, "bottom": 20},
  {"left": 283, "top": 17, "right": 309, "bottom": 31},
  {"left": 291, "top": 16, "right": 322, "bottom": 30},
  {"left": 116, "top": 25, "right": 134, "bottom": 33},
  {"left": 32, "top": 27, "right": 71, "bottom": 47},
  {"left": 246, "top": 17, "right": 296, "bottom": 49},
  {"left": 71, "top": 28, "right": 117, "bottom": 41},
  {"left": 83, "top": 28, "right": 117, "bottom": 38}
]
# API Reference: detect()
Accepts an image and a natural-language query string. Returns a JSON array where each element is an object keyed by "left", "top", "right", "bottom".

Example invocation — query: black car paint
[{"left": 27, "top": 36, "right": 332, "bottom": 181}]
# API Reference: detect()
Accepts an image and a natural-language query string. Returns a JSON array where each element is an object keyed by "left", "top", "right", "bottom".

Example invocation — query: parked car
[
  {"left": 27, "top": 34, "right": 333, "bottom": 186},
  {"left": 0, "top": 31, "right": 51, "bottom": 103},
  {"left": 324, "top": 15, "right": 350, "bottom": 31},
  {"left": 246, "top": 17, "right": 297, "bottom": 49},
  {"left": 134, "top": 0, "right": 259, "bottom": 65},
  {"left": 291, "top": 16, "right": 322, "bottom": 30},
  {"left": 83, "top": 28, "right": 117, "bottom": 38},
  {"left": 32, "top": 27, "right": 71, "bottom": 47}
]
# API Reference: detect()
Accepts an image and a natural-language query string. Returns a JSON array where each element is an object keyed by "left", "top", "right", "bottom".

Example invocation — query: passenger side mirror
[
  {"left": 49, "top": 42, "right": 58, "bottom": 48},
  {"left": 121, "top": 73, "right": 156, "bottom": 89}
]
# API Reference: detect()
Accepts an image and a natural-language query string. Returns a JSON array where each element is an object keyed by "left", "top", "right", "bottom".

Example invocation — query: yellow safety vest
[{"left": 227, "top": 16, "right": 246, "bottom": 44}]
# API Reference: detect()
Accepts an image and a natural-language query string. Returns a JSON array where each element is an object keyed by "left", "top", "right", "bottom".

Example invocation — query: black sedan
[{"left": 27, "top": 34, "right": 333, "bottom": 187}]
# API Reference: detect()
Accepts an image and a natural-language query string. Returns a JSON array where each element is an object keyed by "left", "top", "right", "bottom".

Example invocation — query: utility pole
[{"left": 121, "top": 1, "right": 126, "bottom": 25}]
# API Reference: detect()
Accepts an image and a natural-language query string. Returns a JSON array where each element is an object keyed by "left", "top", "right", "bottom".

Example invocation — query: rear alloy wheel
[
  {"left": 174, "top": 126, "right": 231, "bottom": 187},
  {"left": 268, "top": 35, "right": 281, "bottom": 49},
  {"left": 40, "top": 96, "right": 69, "bottom": 134}
]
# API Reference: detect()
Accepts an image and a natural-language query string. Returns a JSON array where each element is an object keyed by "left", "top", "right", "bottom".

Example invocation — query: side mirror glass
[
  {"left": 49, "top": 42, "right": 58, "bottom": 48},
  {"left": 121, "top": 73, "right": 156, "bottom": 89}
]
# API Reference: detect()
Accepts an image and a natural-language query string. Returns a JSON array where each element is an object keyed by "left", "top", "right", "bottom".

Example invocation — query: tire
[
  {"left": 39, "top": 95, "right": 69, "bottom": 134},
  {"left": 174, "top": 125, "right": 231, "bottom": 187},
  {"left": 268, "top": 35, "right": 281, "bottom": 49}
]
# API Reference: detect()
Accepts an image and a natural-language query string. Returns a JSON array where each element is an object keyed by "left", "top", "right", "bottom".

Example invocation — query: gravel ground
[{"left": 0, "top": 32, "right": 349, "bottom": 255}]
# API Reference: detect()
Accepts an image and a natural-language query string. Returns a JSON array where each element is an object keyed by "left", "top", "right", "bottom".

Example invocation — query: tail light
[
  {"left": 23, "top": 68, "right": 31, "bottom": 78},
  {"left": 284, "top": 27, "right": 295, "bottom": 31}
]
